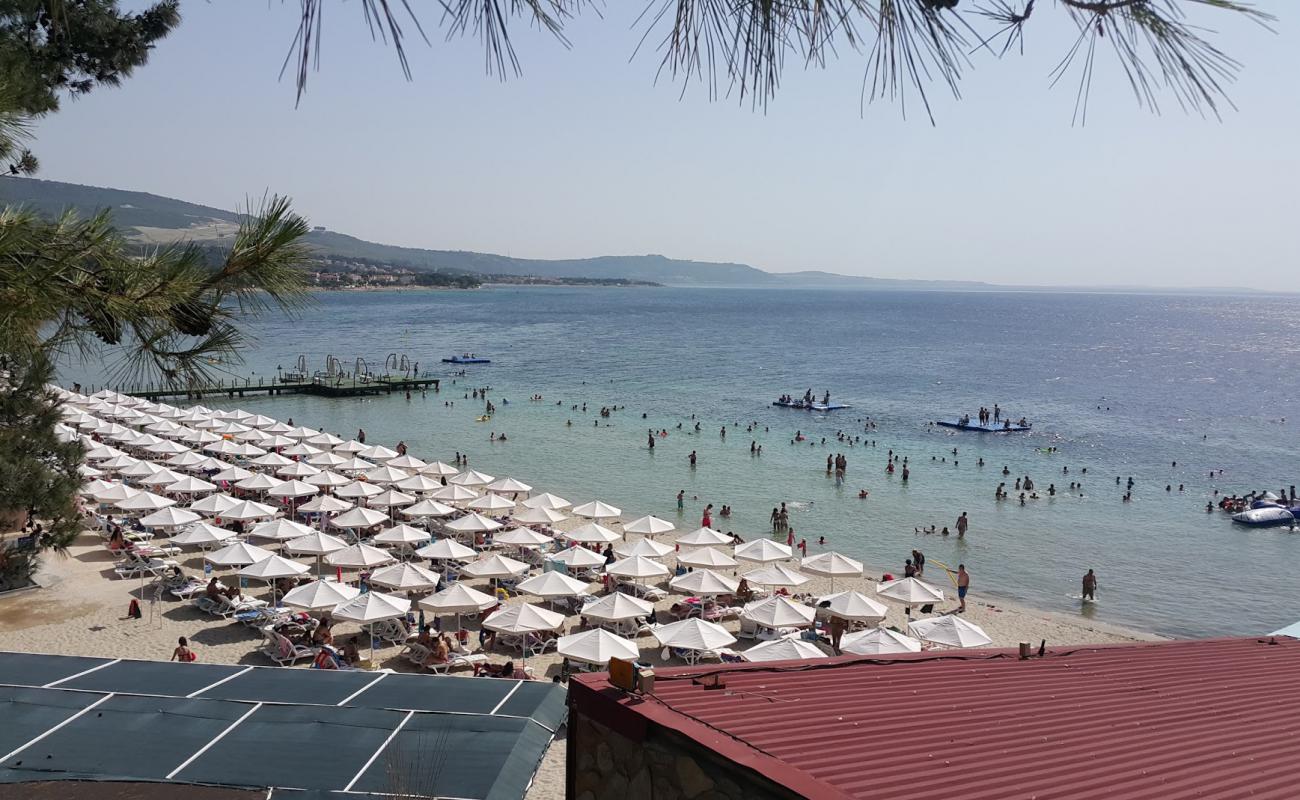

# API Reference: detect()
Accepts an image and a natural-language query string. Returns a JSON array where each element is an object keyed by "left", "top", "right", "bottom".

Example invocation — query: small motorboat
[{"left": 1232, "top": 507, "right": 1297, "bottom": 527}]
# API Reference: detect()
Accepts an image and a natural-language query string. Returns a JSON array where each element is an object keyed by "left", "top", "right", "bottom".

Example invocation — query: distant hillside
[{"left": 0, "top": 177, "right": 990, "bottom": 289}]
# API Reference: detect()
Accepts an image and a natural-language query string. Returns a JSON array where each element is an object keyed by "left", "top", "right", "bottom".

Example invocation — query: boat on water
[
  {"left": 1232, "top": 506, "right": 1298, "bottom": 528},
  {"left": 442, "top": 354, "right": 491, "bottom": 364},
  {"left": 936, "top": 419, "right": 1032, "bottom": 433}
]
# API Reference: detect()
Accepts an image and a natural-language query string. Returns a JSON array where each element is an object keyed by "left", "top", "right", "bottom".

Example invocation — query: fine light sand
[{"left": 0, "top": 518, "right": 1157, "bottom": 800}]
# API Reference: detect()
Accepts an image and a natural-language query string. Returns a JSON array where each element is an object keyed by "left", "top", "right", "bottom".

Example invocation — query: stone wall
[{"left": 570, "top": 715, "right": 804, "bottom": 800}]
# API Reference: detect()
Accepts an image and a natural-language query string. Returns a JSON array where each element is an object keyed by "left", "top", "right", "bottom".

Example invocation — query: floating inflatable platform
[
  {"left": 936, "top": 420, "right": 1031, "bottom": 433},
  {"left": 773, "top": 401, "right": 852, "bottom": 411},
  {"left": 442, "top": 356, "right": 491, "bottom": 364}
]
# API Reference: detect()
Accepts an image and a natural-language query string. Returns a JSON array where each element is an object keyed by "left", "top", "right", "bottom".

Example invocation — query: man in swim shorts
[{"left": 956, "top": 564, "right": 970, "bottom": 612}]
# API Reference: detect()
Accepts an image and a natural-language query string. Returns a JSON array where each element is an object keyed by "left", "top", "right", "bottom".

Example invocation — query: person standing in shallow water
[
  {"left": 1082, "top": 569, "right": 1098, "bottom": 601},
  {"left": 956, "top": 512, "right": 968, "bottom": 537}
]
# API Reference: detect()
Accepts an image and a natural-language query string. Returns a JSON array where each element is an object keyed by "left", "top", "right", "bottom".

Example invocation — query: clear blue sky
[{"left": 30, "top": 2, "right": 1298, "bottom": 286}]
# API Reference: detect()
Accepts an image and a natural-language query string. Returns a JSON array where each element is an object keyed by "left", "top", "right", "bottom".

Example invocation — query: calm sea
[{"left": 65, "top": 288, "right": 1300, "bottom": 638}]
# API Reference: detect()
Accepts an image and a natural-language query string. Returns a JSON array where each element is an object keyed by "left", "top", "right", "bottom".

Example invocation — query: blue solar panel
[
  {"left": 0, "top": 653, "right": 110, "bottom": 689},
  {"left": 59, "top": 659, "right": 240, "bottom": 697},
  {"left": 0, "top": 687, "right": 99, "bottom": 759}
]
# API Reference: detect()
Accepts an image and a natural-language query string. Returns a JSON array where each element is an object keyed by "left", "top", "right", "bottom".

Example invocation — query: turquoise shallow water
[{"left": 64, "top": 287, "right": 1300, "bottom": 637}]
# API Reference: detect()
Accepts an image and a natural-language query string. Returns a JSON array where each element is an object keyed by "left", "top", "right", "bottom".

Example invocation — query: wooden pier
[{"left": 118, "top": 374, "right": 440, "bottom": 402}]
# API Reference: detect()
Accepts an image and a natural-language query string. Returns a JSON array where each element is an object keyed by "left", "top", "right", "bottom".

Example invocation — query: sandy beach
[{"left": 0, "top": 515, "right": 1157, "bottom": 800}]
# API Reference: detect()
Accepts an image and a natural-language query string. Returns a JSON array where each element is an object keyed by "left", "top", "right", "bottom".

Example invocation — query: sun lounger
[
  {"left": 113, "top": 555, "right": 178, "bottom": 579},
  {"left": 371, "top": 618, "right": 414, "bottom": 646},
  {"left": 260, "top": 629, "right": 315, "bottom": 666}
]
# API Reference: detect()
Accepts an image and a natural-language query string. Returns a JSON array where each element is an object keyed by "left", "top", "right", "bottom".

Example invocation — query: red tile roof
[{"left": 571, "top": 637, "right": 1300, "bottom": 799}]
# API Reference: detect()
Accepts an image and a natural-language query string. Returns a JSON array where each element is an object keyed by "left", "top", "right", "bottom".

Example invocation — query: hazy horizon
[{"left": 25, "top": 2, "right": 1300, "bottom": 287}]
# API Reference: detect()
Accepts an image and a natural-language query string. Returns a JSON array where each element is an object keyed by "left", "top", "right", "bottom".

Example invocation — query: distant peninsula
[{"left": 0, "top": 177, "right": 988, "bottom": 291}]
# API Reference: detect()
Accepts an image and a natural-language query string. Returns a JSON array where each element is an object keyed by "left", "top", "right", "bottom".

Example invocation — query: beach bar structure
[
  {"left": 0, "top": 652, "right": 563, "bottom": 799},
  {"left": 568, "top": 636, "right": 1300, "bottom": 800}
]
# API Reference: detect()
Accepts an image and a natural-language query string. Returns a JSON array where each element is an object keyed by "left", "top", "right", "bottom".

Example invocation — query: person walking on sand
[
  {"left": 1082, "top": 569, "right": 1098, "bottom": 601},
  {"left": 955, "top": 564, "right": 970, "bottom": 612},
  {"left": 956, "top": 512, "right": 968, "bottom": 538},
  {"left": 829, "top": 614, "right": 847, "bottom": 654}
]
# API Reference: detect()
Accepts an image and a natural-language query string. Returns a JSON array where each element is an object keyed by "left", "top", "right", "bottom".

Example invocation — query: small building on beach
[{"left": 567, "top": 636, "right": 1300, "bottom": 800}]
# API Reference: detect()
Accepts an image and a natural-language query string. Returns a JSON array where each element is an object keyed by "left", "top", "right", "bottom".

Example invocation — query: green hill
[{"left": 0, "top": 177, "right": 990, "bottom": 289}]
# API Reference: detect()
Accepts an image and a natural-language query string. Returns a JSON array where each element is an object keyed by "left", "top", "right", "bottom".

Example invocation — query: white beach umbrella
[
  {"left": 430, "top": 485, "right": 480, "bottom": 503},
  {"left": 335, "top": 481, "right": 384, "bottom": 500},
  {"left": 570, "top": 500, "right": 622, "bottom": 519},
  {"left": 414, "top": 538, "right": 477, "bottom": 561},
  {"left": 234, "top": 429, "right": 272, "bottom": 443},
  {"left": 450, "top": 469, "right": 495, "bottom": 487},
  {"left": 332, "top": 439, "right": 367, "bottom": 454},
  {"left": 363, "top": 465, "right": 411, "bottom": 484},
  {"left": 244, "top": 414, "right": 279, "bottom": 429},
  {"left": 743, "top": 596, "right": 815, "bottom": 629},
  {"left": 606, "top": 555, "right": 670, "bottom": 581},
  {"left": 358, "top": 444, "right": 401, "bottom": 461},
  {"left": 97, "top": 454, "right": 140, "bottom": 472},
  {"left": 188, "top": 493, "right": 241, "bottom": 516},
  {"left": 284, "top": 531, "right": 349, "bottom": 557},
  {"left": 419, "top": 461, "right": 460, "bottom": 477},
  {"left": 283, "top": 425, "right": 320, "bottom": 439},
  {"left": 326, "top": 543, "right": 396, "bottom": 569},
  {"left": 622, "top": 515, "right": 676, "bottom": 536},
  {"left": 115, "top": 492, "right": 177, "bottom": 512},
  {"left": 304, "top": 431, "right": 344, "bottom": 447},
  {"left": 164, "top": 451, "right": 208, "bottom": 469},
  {"left": 467, "top": 493, "right": 515, "bottom": 512},
  {"left": 180, "top": 430, "right": 222, "bottom": 446},
  {"left": 92, "top": 482, "right": 141, "bottom": 503},
  {"left": 876, "top": 577, "right": 945, "bottom": 606},
  {"left": 741, "top": 637, "right": 828, "bottom": 663},
  {"left": 240, "top": 555, "right": 309, "bottom": 581},
  {"left": 231, "top": 443, "right": 267, "bottom": 458},
  {"left": 677, "top": 546, "right": 738, "bottom": 569},
  {"left": 372, "top": 523, "right": 432, "bottom": 547},
  {"left": 335, "top": 457, "right": 377, "bottom": 473},
  {"left": 330, "top": 506, "right": 389, "bottom": 529},
  {"left": 369, "top": 562, "right": 441, "bottom": 591},
  {"left": 234, "top": 473, "right": 287, "bottom": 494},
  {"left": 483, "top": 603, "right": 565, "bottom": 635},
  {"left": 840, "top": 626, "right": 923, "bottom": 655},
  {"left": 735, "top": 539, "right": 793, "bottom": 564},
  {"left": 675, "top": 527, "right": 734, "bottom": 547},
  {"left": 206, "top": 541, "right": 274, "bottom": 567},
  {"left": 80, "top": 479, "right": 112, "bottom": 496},
  {"left": 297, "top": 494, "right": 354, "bottom": 514},
  {"left": 522, "top": 492, "right": 570, "bottom": 511},
  {"left": 444, "top": 512, "right": 503, "bottom": 534},
  {"left": 369, "top": 488, "right": 417, "bottom": 508},
  {"left": 557, "top": 628, "right": 638, "bottom": 666},
  {"left": 419, "top": 583, "right": 497, "bottom": 616},
  {"left": 802, "top": 551, "right": 864, "bottom": 591},
  {"left": 493, "top": 527, "right": 554, "bottom": 548},
  {"left": 138, "top": 468, "right": 186, "bottom": 487},
  {"left": 582, "top": 592, "right": 654, "bottom": 623},
  {"left": 333, "top": 591, "right": 412, "bottom": 660},
  {"left": 138, "top": 506, "right": 201, "bottom": 530},
  {"left": 485, "top": 476, "right": 532, "bottom": 494},
  {"left": 84, "top": 445, "right": 124, "bottom": 461},
  {"left": 549, "top": 546, "right": 607, "bottom": 569},
  {"left": 669, "top": 569, "right": 740, "bottom": 597},
  {"left": 282, "top": 579, "right": 360, "bottom": 611},
  {"left": 512, "top": 507, "right": 568, "bottom": 526},
  {"left": 614, "top": 538, "right": 676, "bottom": 559},
  {"left": 221, "top": 500, "right": 279, "bottom": 522},
  {"left": 819, "top": 591, "right": 889, "bottom": 622},
  {"left": 461, "top": 553, "right": 530, "bottom": 579},
  {"left": 274, "top": 479, "right": 321, "bottom": 499},
  {"left": 386, "top": 455, "right": 427, "bottom": 470},
  {"left": 144, "top": 440, "right": 190, "bottom": 456},
  {"left": 565, "top": 523, "right": 620, "bottom": 545},
  {"left": 276, "top": 461, "right": 322, "bottom": 479},
  {"left": 118, "top": 460, "right": 163, "bottom": 478},
  {"left": 164, "top": 476, "right": 218, "bottom": 495},
  {"left": 304, "top": 470, "right": 351, "bottom": 488},
  {"left": 393, "top": 474, "right": 444, "bottom": 493},
  {"left": 401, "top": 499, "right": 456, "bottom": 519},
  {"left": 210, "top": 466, "right": 254, "bottom": 482},
  {"left": 171, "top": 523, "right": 237, "bottom": 548},
  {"left": 743, "top": 564, "right": 810, "bottom": 589},
  {"left": 249, "top": 518, "right": 315, "bottom": 542},
  {"left": 306, "top": 452, "right": 348, "bottom": 468},
  {"left": 908, "top": 615, "right": 993, "bottom": 648},
  {"left": 516, "top": 571, "right": 593, "bottom": 599},
  {"left": 651, "top": 618, "right": 736, "bottom": 652}
]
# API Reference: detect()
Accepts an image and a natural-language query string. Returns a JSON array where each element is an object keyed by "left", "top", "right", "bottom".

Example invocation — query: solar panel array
[{"left": 0, "top": 652, "right": 565, "bottom": 799}]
